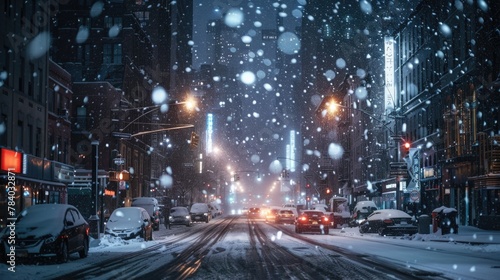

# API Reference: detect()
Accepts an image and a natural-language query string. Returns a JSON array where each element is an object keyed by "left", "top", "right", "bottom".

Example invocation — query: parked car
[
  {"left": 190, "top": 203, "right": 212, "bottom": 223},
  {"left": 295, "top": 210, "right": 330, "bottom": 234},
  {"left": 358, "top": 209, "right": 418, "bottom": 236},
  {"left": 168, "top": 206, "right": 192, "bottom": 227},
  {"left": 349, "top": 200, "right": 378, "bottom": 227},
  {"left": 131, "top": 197, "right": 161, "bottom": 231},
  {"left": 209, "top": 201, "right": 223, "bottom": 217},
  {"left": 248, "top": 207, "right": 261, "bottom": 218},
  {"left": 105, "top": 207, "right": 153, "bottom": 241},
  {"left": 276, "top": 209, "right": 296, "bottom": 224},
  {"left": 0, "top": 204, "right": 89, "bottom": 263}
]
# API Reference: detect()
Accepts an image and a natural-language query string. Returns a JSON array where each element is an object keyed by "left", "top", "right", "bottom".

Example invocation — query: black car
[
  {"left": 295, "top": 210, "right": 330, "bottom": 234},
  {"left": 0, "top": 204, "right": 90, "bottom": 263},
  {"left": 358, "top": 209, "right": 418, "bottom": 236},
  {"left": 168, "top": 206, "right": 192, "bottom": 227}
]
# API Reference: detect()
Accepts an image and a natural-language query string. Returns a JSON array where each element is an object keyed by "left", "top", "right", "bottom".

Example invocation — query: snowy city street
[{"left": 2, "top": 214, "right": 500, "bottom": 280}]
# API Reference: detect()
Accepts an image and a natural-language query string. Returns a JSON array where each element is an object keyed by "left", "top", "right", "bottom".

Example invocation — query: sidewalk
[{"left": 426, "top": 226, "right": 500, "bottom": 245}]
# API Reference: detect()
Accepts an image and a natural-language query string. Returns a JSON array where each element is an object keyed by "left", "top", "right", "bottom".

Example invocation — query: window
[
  {"left": 76, "top": 107, "right": 87, "bottom": 130},
  {"left": 104, "top": 16, "right": 122, "bottom": 29},
  {"left": 17, "top": 120, "right": 23, "bottom": 150},
  {"left": 28, "top": 124, "right": 33, "bottom": 154},
  {"left": 0, "top": 114, "right": 7, "bottom": 146},
  {"left": 103, "top": 44, "right": 122, "bottom": 64},
  {"left": 35, "top": 127, "right": 41, "bottom": 157}
]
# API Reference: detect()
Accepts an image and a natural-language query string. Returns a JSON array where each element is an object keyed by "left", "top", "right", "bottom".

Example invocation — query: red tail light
[
  {"left": 323, "top": 217, "right": 329, "bottom": 222},
  {"left": 383, "top": 219, "right": 393, "bottom": 224},
  {"left": 299, "top": 216, "right": 307, "bottom": 221}
]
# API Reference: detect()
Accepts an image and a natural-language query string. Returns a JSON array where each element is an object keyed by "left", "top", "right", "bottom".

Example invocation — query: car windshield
[
  {"left": 109, "top": 208, "right": 142, "bottom": 222},
  {"left": 191, "top": 204, "right": 208, "bottom": 212},
  {"left": 171, "top": 208, "right": 189, "bottom": 215}
]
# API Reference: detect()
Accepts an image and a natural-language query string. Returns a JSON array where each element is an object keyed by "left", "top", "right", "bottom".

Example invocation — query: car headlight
[
  {"left": 185, "top": 215, "right": 190, "bottom": 219},
  {"left": 44, "top": 236, "right": 57, "bottom": 244}
]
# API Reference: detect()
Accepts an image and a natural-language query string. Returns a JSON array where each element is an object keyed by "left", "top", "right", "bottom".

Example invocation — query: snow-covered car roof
[
  {"left": 432, "top": 206, "right": 458, "bottom": 213},
  {"left": 15, "top": 204, "right": 86, "bottom": 239},
  {"left": 367, "top": 209, "right": 412, "bottom": 221},
  {"left": 191, "top": 203, "right": 209, "bottom": 212}
]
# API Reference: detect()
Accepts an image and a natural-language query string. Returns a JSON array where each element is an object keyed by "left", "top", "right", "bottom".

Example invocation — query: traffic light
[
  {"left": 109, "top": 171, "right": 117, "bottom": 181},
  {"left": 305, "top": 183, "right": 311, "bottom": 189},
  {"left": 109, "top": 170, "right": 130, "bottom": 181},
  {"left": 403, "top": 141, "right": 411, "bottom": 156},
  {"left": 190, "top": 132, "right": 200, "bottom": 149},
  {"left": 118, "top": 170, "right": 130, "bottom": 181},
  {"left": 403, "top": 141, "right": 411, "bottom": 150}
]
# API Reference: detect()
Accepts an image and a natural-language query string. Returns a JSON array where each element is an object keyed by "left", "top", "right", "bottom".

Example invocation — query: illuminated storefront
[{"left": 0, "top": 148, "right": 72, "bottom": 228}]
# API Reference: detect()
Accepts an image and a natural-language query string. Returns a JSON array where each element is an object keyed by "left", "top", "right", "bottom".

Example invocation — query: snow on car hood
[{"left": 106, "top": 219, "right": 143, "bottom": 230}]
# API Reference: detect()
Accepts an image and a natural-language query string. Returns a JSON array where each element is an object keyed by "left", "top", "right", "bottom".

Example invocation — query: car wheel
[
  {"left": 58, "top": 241, "right": 69, "bottom": 263},
  {"left": 359, "top": 226, "right": 366, "bottom": 234},
  {"left": 324, "top": 228, "right": 329, "bottom": 235},
  {"left": 295, "top": 226, "right": 301, "bottom": 233},
  {"left": 378, "top": 227, "right": 386, "bottom": 236},
  {"left": 79, "top": 237, "right": 89, "bottom": 258}
]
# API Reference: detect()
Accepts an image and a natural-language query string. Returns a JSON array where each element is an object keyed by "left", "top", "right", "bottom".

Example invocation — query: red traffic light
[
  {"left": 403, "top": 142, "right": 411, "bottom": 149},
  {"left": 306, "top": 184, "right": 310, "bottom": 188}
]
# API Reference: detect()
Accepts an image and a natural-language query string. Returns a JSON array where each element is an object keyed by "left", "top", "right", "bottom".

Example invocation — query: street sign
[
  {"left": 111, "top": 132, "right": 132, "bottom": 139},
  {"left": 113, "top": 157, "right": 125, "bottom": 165},
  {"left": 410, "top": 190, "right": 420, "bottom": 201}
]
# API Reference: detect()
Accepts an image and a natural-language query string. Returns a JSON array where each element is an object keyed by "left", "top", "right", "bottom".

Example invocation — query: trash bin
[
  {"left": 440, "top": 211, "right": 458, "bottom": 234},
  {"left": 418, "top": 214, "right": 431, "bottom": 234},
  {"left": 431, "top": 211, "right": 439, "bottom": 233}
]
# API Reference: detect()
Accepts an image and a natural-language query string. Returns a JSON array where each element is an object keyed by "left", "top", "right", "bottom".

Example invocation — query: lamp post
[{"left": 89, "top": 140, "right": 100, "bottom": 239}]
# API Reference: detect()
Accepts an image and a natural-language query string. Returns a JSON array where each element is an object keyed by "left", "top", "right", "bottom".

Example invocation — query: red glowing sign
[{"left": 1, "top": 148, "right": 23, "bottom": 173}]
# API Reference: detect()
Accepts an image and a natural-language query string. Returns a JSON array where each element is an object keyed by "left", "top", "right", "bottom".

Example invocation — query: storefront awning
[{"left": 0, "top": 175, "right": 66, "bottom": 188}]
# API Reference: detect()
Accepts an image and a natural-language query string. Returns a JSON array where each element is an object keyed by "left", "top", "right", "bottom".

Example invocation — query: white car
[{"left": 105, "top": 207, "right": 153, "bottom": 241}]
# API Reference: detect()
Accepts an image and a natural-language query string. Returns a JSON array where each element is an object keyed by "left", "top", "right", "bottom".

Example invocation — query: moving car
[
  {"left": 358, "top": 209, "right": 418, "bottom": 236},
  {"left": 105, "top": 207, "right": 153, "bottom": 241},
  {"left": 168, "top": 206, "right": 192, "bottom": 227},
  {"left": 248, "top": 207, "right": 261, "bottom": 218},
  {"left": 276, "top": 209, "right": 296, "bottom": 224},
  {"left": 0, "top": 204, "right": 89, "bottom": 263},
  {"left": 131, "top": 197, "right": 161, "bottom": 231},
  {"left": 266, "top": 208, "right": 280, "bottom": 222},
  {"left": 295, "top": 210, "right": 330, "bottom": 234},
  {"left": 190, "top": 203, "right": 212, "bottom": 223}
]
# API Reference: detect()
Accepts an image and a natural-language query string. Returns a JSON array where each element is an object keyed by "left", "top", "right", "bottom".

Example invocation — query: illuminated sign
[
  {"left": 289, "top": 130, "right": 296, "bottom": 172},
  {"left": 104, "top": 189, "right": 116, "bottom": 196},
  {"left": 384, "top": 36, "right": 395, "bottom": 111},
  {"left": 206, "top": 113, "right": 213, "bottom": 153},
  {"left": 1, "top": 148, "right": 23, "bottom": 173}
]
